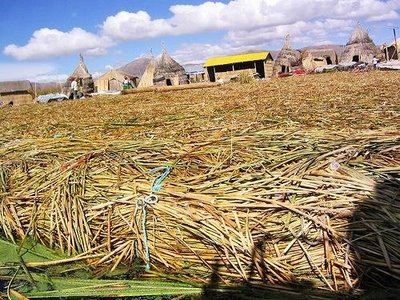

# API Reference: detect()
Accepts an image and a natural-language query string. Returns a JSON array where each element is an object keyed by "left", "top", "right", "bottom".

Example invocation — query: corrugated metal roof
[{"left": 204, "top": 51, "right": 271, "bottom": 67}]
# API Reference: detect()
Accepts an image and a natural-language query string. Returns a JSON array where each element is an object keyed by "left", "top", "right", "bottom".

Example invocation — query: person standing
[
  {"left": 70, "top": 77, "right": 79, "bottom": 99},
  {"left": 372, "top": 56, "right": 379, "bottom": 70},
  {"left": 123, "top": 76, "right": 134, "bottom": 90}
]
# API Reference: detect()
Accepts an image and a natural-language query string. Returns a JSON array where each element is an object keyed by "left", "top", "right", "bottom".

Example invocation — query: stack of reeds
[{"left": 1, "top": 129, "right": 399, "bottom": 291}]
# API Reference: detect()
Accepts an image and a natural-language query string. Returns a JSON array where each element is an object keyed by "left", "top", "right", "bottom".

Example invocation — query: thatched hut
[
  {"left": 382, "top": 39, "right": 400, "bottom": 61},
  {"left": 340, "top": 24, "right": 379, "bottom": 64},
  {"left": 301, "top": 48, "right": 338, "bottom": 72},
  {"left": 154, "top": 49, "right": 188, "bottom": 86},
  {"left": 94, "top": 69, "right": 138, "bottom": 92},
  {"left": 204, "top": 51, "right": 274, "bottom": 82},
  {"left": 64, "top": 55, "right": 94, "bottom": 96},
  {"left": 273, "top": 35, "right": 302, "bottom": 76},
  {"left": 0, "top": 80, "right": 34, "bottom": 107},
  {"left": 137, "top": 56, "right": 157, "bottom": 88},
  {"left": 137, "top": 50, "right": 188, "bottom": 88}
]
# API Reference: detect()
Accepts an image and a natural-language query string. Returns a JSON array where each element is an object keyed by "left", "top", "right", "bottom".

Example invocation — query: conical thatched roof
[
  {"left": 136, "top": 49, "right": 187, "bottom": 87},
  {"left": 63, "top": 55, "right": 94, "bottom": 95},
  {"left": 70, "top": 54, "right": 91, "bottom": 80},
  {"left": 273, "top": 35, "right": 302, "bottom": 75},
  {"left": 154, "top": 49, "right": 185, "bottom": 77},
  {"left": 137, "top": 56, "right": 157, "bottom": 88},
  {"left": 340, "top": 24, "right": 379, "bottom": 64},
  {"left": 348, "top": 24, "right": 373, "bottom": 44}
]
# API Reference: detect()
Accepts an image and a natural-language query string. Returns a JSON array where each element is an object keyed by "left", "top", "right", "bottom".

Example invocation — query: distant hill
[
  {"left": 33, "top": 82, "right": 60, "bottom": 89},
  {"left": 31, "top": 82, "right": 62, "bottom": 95},
  {"left": 118, "top": 57, "right": 151, "bottom": 77}
]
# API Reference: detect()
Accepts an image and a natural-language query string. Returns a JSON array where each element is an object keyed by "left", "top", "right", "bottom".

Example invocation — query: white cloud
[
  {"left": 168, "top": 0, "right": 400, "bottom": 33},
  {"left": 0, "top": 62, "right": 68, "bottom": 82},
  {"left": 173, "top": 18, "right": 356, "bottom": 64},
  {"left": 101, "top": 11, "right": 173, "bottom": 40},
  {"left": 4, "top": 27, "right": 113, "bottom": 60},
  {"left": 367, "top": 10, "right": 399, "bottom": 21},
  {"left": 3, "top": 0, "right": 400, "bottom": 62},
  {"left": 173, "top": 43, "right": 238, "bottom": 65},
  {"left": 224, "top": 19, "right": 354, "bottom": 49}
]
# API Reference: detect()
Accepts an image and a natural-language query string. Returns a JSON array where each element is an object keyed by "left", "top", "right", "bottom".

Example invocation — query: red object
[
  {"left": 278, "top": 72, "right": 291, "bottom": 77},
  {"left": 293, "top": 69, "right": 306, "bottom": 75}
]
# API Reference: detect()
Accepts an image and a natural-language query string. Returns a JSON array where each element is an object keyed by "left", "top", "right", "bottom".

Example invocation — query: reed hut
[
  {"left": 382, "top": 39, "right": 400, "bottom": 61},
  {"left": 137, "top": 50, "right": 188, "bottom": 88},
  {"left": 0, "top": 80, "right": 34, "bottom": 107},
  {"left": 94, "top": 69, "right": 138, "bottom": 92},
  {"left": 301, "top": 48, "right": 338, "bottom": 72},
  {"left": 273, "top": 35, "right": 302, "bottom": 76},
  {"left": 63, "top": 54, "right": 94, "bottom": 96},
  {"left": 154, "top": 49, "right": 188, "bottom": 86},
  {"left": 137, "top": 56, "right": 157, "bottom": 88},
  {"left": 340, "top": 24, "right": 379, "bottom": 64},
  {"left": 204, "top": 51, "right": 273, "bottom": 82}
]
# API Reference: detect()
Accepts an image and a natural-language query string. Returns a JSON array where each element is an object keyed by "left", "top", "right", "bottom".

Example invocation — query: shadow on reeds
[
  {"left": 349, "top": 176, "right": 400, "bottom": 299},
  {"left": 201, "top": 247, "right": 329, "bottom": 300},
  {"left": 201, "top": 176, "right": 400, "bottom": 300}
]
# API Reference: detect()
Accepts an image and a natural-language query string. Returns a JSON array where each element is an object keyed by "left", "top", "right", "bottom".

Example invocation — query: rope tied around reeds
[{"left": 136, "top": 165, "right": 173, "bottom": 270}]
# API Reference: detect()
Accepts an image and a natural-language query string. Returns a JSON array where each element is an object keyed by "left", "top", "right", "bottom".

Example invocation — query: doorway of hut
[
  {"left": 108, "top": 78, "right": 119, "bottom": 91},
  {"left": 166, "top": 79, "right": 172, "bottom": 86},
  {"left": 326, "top": 57, "right": 333, "bottom": 65},
  {"left": 207, "top": 67, "right": 216, "bottom": 82},
  {"left": 352, "top": 55, "right": 360, "bottom": 62},
  {"left": 255, "top": 61, "right": 265, "bottom": 79},
  {"left": 281, "top": 65, "right": 289, "bottom": 73}
]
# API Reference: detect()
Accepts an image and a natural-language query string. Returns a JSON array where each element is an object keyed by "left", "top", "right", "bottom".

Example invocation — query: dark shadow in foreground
[
  {"left": 200, "top": 176, "right": 400, "bottom": 300},
  {"left": 349, "top": 176, "right": 400, "bottom": 299}
]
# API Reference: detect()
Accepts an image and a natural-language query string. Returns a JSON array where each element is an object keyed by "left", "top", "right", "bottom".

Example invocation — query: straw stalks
[
  {"left": 0, "top": 130, "right": 398, "bottom": 291},
  {"left": 0, "top": 71, "right": 399, "bottom": 292}
]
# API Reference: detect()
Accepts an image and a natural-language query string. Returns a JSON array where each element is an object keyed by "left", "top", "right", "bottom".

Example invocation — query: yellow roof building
[
  {"left": 204, "top": 51, "right": 272, "bottom": 67},
  {"left": 203, "top": 51, "right": 274, "bottom": 82}
]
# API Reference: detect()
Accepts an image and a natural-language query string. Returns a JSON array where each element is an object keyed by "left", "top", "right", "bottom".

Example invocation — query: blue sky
[{"left": 1, "top": 0, "right": 399, "bottom": 82}]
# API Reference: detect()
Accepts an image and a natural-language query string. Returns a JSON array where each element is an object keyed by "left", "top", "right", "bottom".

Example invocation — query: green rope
[{"left": 138, "top": 166, "right": 172, "bottom": 270}]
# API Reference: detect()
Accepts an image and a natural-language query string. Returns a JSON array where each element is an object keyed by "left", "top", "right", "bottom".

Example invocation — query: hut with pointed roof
[
  {"left": 273, "top": 35, "right": 302, "bottom": 76},
  {"left": 64, "top": 54, "right": 94, "bottom": 96},
  {"left": 340, "top": 24, "right": 379, "bottom": 64},
  {"left": 137, "top": 57, "right": 157, "bottom": 88},
  {"left": 204, "top": 51, "right": 274, "bottom": 82},
  {"left": 137, "top": 50, "right": 188, "bottom": 88},
  {"left": 154, "top": 49, "right": 188, "bottom": 86},
  {"left": 0, "top": 80, "right": 34, "bottom": 107},
  {"left": 94, "top": 69, "right": 138, "bottom": 92}
]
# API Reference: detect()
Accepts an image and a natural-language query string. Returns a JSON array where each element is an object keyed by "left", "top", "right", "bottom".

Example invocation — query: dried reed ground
[
  {"left": 0, "top": 71, "right": 399, "bottom": 292},
  {"left": 0, "top": 71, "right": 399, "bottom": 141}
]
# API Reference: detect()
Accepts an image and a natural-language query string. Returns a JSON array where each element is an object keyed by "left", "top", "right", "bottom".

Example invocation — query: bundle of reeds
[{"left": 1, "top": 129, "right": 399, "bottom": 291}]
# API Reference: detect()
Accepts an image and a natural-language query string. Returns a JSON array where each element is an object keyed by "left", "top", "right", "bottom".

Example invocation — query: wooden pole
[
  {"left": 393, "top": 28, "right": 398, "bottom": 60},
  {"left": 384, "top": 43, "right": 389, "bottom": 61}
]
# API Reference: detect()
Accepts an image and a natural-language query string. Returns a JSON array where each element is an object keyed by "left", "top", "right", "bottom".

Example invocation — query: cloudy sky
[{"left": 1, "top": 0, "right": 399, "bottom": 82}]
